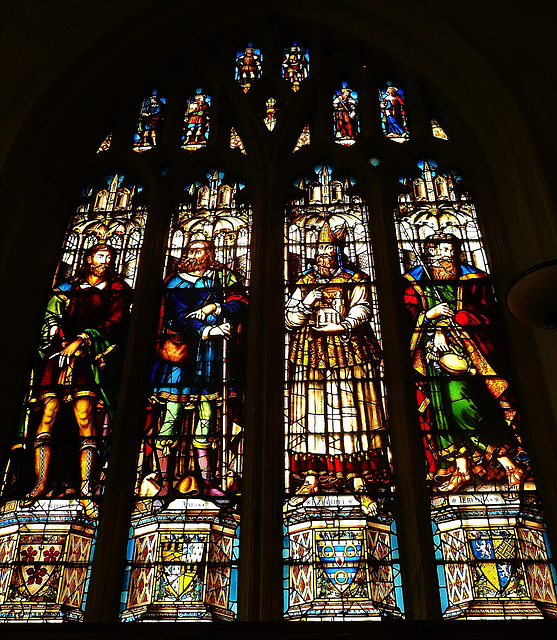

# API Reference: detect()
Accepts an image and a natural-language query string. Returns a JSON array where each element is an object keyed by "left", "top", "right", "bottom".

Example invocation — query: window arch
[{"left": 1, "top": 0, "right": 557, "bottom": 631}]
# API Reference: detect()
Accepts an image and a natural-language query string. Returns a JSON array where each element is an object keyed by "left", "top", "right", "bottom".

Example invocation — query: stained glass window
[
  {"left": 284, "top": 165, "right": 403, "bottom": 621},
  {"left": 182, "top": 91, "right": 211, "bottom": 151},
  {"left": 230, "top": 128, "right": 246, "bottom": 154},
  {"left": 97, "top": 132, "right": 112, "bottom": 153},
  {"left": 133, "top": 91, "right": 166, "bottom": 152},
  {"left": 293, "top": 125, "right": 311, "bottom": 152},
  {"left": 235, "top": 45, "right": 262, "bottom": 93},
  {"left": 333, "top": 85, "right": 359, "bottom": 146},
  {"left": 431, "top": 118, "right": 449, "bottom": 140},
  {"left": 379, "top": 86, "right": 409, "bottom": 143},
  {"left": 0, "top": 175, "right": 147, "bottom": 622},
  {"left": 121, "top": 170, "right": 251, "bottom": 622},
  {"left": 394, "top": 160, "right": 557, "bottom": 619},
  {"left": 5, "top": 20, "right": 557, "bottom": 629},
  {"left": 264, "top": 98, "right": 277, "bottom": 131},
  {"left": 282, "top": 44, "right": 309, "bottom": 91}
]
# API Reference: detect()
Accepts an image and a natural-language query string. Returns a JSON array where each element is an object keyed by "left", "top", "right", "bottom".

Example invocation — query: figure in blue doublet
[{"left": 143, "top": 239, "right": 248, "bottom": 502}]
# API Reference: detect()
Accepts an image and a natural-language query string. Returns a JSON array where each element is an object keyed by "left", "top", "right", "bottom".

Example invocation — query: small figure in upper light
[
  {"left": 136, "top": 93, "right": 163, "bottom": 149},
  {"left": 236, "top": 46, "right": 262, "bottom": 92},
  {"left": 333, "top": 87, "right": 359, "bottom": 144},
  {"left": 183, "top": 94, "right": 210, "bottom": 149},
  {"left": 380, "top": 86, "right": 408, "bottom": 139},
  {"left": 282, "top": 45, "right": 309, "bottom": 91}
]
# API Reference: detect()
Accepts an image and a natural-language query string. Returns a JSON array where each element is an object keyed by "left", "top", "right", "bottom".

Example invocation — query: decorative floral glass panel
[
  {"left": 133, "top": 91, "right": 166, "bottom": 152},
  {"left": 282, "top": 44, "right": 309, "bottom": 92},
  {"left": 333, "top": 85, "right": 359, "bottom": 146},
  {"left": 283, "top": 165, "right": 403, "bottom": 621},
  {"left": 182, "top": 91, "right": 211, "bottom": 151},
  {"left": 0, "top": 175, "right": 147, "bottom": 622},
  {"left": 235, "top": 45, "right": 262, "bottom": 93},
  {"left": 121, "top": 170, "right": 251, "bottom": 622},
  {"left": 378, "top": 86, "right": 408, "bottom": 143},
  {"left": 395, "top": 160, "right": 557, "bottom": 619}
]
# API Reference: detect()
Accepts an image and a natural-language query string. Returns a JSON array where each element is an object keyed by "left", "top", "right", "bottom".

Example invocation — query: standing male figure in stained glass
[
  {"left": 282, "top": 45, "right": 309, "bottom": 90},
  {"left": 183, "top": 94, "right": 210, "bottom": 147},
  {"left": 333, "top": 87, "right": 358, "bottom": 142},
  {"left": 236, "top": 46, "right": 262, "bottom": 91},
  {"left": 24, "top": 243, "right": 130, "bottom": 503},
  {"left": 137, "top": 93, "right": 163, "bottom": 148},
  {"left": 286, "top": 222, "right": 386, "bottom": 515},
  {"left": 403, "top": 233, "right": 526, "bottom": 493},
  {"left": 143, "top": 238, "right": 248, "bottom": 503}
]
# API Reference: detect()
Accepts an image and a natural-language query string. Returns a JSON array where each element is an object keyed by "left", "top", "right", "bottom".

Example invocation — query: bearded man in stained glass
[
  {"left": 286, "top": 222, "right": 386, "bottom": 514},
  {"left": 143, "top": 239, "right": 247, "bottom": 503},
  {"left": 24, "top": 243, "right": 130, "bottom": 503},
  {"left": 403, "top": 233, "right": 526, "bottom": 492}
]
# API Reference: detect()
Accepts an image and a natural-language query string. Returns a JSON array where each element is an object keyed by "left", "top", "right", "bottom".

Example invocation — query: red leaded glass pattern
[
  {"left": 121, "top": 170, "right": 251, "bottom": 622},
  {"left": 395, "top": 160, "right": 557, "bottom": 619},
  {"left": 0, "top": 175, "right": 147, "bottom": 622},
  {"left": 283, "top": 165, "right": 403, "bottom": 620}
]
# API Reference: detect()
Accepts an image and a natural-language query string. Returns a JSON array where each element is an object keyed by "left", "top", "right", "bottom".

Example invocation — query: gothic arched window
[{"left": 1, "top": 2, "right": 556, "bottom": 630}]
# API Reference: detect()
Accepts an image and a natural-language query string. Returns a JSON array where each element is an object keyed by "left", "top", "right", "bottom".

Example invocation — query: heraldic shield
[
  {"left": 316, "top": 530, "right": 363, "bottom": 594},
  {"left": 469, "top": 530, "right": 515, "bottom": 593},
  {"left": 19, "top": 539, "right": 64, "bottom": 597},
  {"left": 159, "top": 533, "right": 205, "bottom": 600}
]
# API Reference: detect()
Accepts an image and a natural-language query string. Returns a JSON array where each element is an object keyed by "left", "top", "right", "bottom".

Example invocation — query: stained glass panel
[
  {"left": 0, "top": 175, "right": 147, "bottom": 622},
  {"left": 293, "top": 125, "right": 311, "bottom": 153},
  {"left": 97, "top": 132, "right": 112, "bottom": 153},
  {"left": 431, "top": 118, "right": 449, "bottom": 141},
  {"left": 333, "top": 85, "right": 359, "bottom": 146},
  {"left": 264, "top": 98, "right": 278, "bottom": 131},
  {"left": 182, "top": 91, "right": 211, "bottom": 151},
  {"left": 378, "top": 86, "right": 409, "bottom": 143},
  {"left": 230, "top": 128, "right": 246, "bottom": 154},
  {"left": 133, "top": 91, "right": 166, "bottom": 153},
  {"left": 121, "top": 170, "right": 251, "bottom": 622},
  {"left": 235, "top": 45, "right": 262, "bottom": 93},
  {"left": 395, "top": 160, "right": 557, "bottom": 619},
  {"left": 283, "top": 165, "right": 403, "bottom": 621},
  {"left": 282, "top": 44, "right": 309, "bottom": 92}
]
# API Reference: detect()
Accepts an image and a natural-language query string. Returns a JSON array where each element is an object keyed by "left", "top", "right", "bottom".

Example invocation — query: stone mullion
[
  {"left": 238, "top": 167, "right": 285, "bottom": 621},
  {"left": 365, "top": 169, "right": 443, "bottom": 621}
]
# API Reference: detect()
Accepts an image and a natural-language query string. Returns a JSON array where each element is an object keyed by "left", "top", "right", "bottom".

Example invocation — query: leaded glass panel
[
  {"left": 121, "top": 170, "right": 251, "bottom": 622},
  {"left": 282, "top": 44, "right": 309, "bottom": 91},
  {"left": 333, "top": 85, "right": 359, "bottom": 146},
  {"left": 395, "top": 160, "right": 557, "bottom": 619},
  {"left": 379, "top": 86, "right": 408, "bottom": 143},
  {"left": 0, "top": 175, "right": 147, "bottom": 622},
  {"left": 283, "top": 165, "right": 403, "bottom": 621},
  {"left": 133, "top": 91, "right": 166, "bottom": 152}
]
